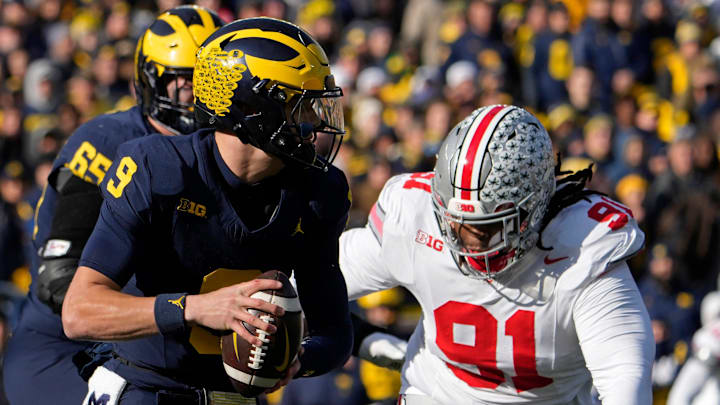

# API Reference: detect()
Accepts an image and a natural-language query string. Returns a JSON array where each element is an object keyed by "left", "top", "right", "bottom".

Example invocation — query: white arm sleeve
[
  {"left": 667, "top": 358, "right": 713, "bottom": 405},
  {"left": 339, "top": 226, "right": 399, "bottom": 300},
  {"left": 574, "top": 262, "right": 654, "bottom": 405}
]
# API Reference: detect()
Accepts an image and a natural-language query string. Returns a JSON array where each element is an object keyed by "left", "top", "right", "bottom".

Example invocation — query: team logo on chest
[
  {"left": 415, "top": 229, "right": 443, "bottom": 252},
  {"left": 177, "top": 198, "right": 207, "bottom": 218}
]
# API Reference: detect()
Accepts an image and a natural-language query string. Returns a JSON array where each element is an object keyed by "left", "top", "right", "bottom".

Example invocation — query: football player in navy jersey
[
  {"left": 2, "top": 6, "right": 224, "bottom": 405},
  {"left": 62, "top": 18, "right": 353, "bottom": 404}
]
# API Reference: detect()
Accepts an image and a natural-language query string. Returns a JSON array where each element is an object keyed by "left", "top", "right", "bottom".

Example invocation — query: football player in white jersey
[
  {"left": 340, "top": 105, "right": 654, "bottom": 404},
  {"left": 667, "top": 292, "right": 720, "bottom": 405}
]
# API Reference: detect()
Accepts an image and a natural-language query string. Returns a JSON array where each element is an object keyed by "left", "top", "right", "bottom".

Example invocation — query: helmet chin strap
[{"left": 465, "top": 249, "right": 516, "bottom": 276}]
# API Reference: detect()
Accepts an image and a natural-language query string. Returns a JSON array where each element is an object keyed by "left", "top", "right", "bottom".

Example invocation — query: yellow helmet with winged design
[
  {"left": 193, "top": 17, "right": 345, "bottom": 171},
  {"left": 135, "top": 5, "right": 224, "bottom": 134}
]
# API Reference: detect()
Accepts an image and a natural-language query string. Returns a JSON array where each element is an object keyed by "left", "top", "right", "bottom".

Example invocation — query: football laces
[{"left": 248, "top": 314, "right": 275, "bottom": 370}]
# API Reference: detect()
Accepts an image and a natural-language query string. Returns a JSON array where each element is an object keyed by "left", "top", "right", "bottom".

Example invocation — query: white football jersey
[{"left": 341, "top": 173, "right": 654, "bottom": 405}]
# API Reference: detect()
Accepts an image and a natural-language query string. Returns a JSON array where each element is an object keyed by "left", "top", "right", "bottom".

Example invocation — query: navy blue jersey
[
  {"left": 4, "top": 106, "right": 155, "bottom": 405},
  {"left": 27, "top": 106, "right": 153, "bottom": 330},
  {"left": 79, "top": 130, "right": 352, "bottom": 391}
]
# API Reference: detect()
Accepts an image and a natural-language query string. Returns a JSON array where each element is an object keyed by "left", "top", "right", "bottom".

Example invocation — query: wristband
[{"left": 155, "top": 293, "right": 188, "bottom": 335}]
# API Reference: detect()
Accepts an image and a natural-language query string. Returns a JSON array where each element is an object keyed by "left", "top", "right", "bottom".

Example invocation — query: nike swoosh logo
[
  {"left": 275, "top": 327, "right": 290, "bottom": 372},
  {"left": 544, "top": 255, "right": 569, "bottom": 265}
]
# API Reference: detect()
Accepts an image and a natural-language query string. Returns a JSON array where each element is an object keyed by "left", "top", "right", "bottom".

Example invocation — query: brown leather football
[{"left": 221, "top": 270, "right": 303, "bottom": 397}]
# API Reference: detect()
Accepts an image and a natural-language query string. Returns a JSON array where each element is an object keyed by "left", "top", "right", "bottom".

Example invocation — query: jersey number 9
[{"left": 107, "top": 156, "right": 138, "bottom": 198}]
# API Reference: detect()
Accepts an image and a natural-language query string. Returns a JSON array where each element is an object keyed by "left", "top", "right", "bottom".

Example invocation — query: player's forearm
[
  {"left": 295, "top": 263, "right": 353, "bottom": 377},
  {"left": 297, "top": 316, "right": 353, "bottom": 377},
  {"left": 594, "top": 369, "right": 652, "bottom": 405},
  {"left": 62, "top": 265, "right": 157, "bottom": 340}
]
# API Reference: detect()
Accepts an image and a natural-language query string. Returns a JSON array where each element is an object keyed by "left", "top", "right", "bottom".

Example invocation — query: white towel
[{"left": 83, "top": 366, "right": 127, "bottom": 405}]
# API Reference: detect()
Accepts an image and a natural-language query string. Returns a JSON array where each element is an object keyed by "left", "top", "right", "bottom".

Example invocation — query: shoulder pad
[
  {"left": 542, "top": 194, "right": 645, "bottom": 277},
  {"left": 376, "top": 172, "right": 434, "bottom": 221},
  {"left": 54, "top": 108, "right": 149, "bottom": 184},
  {"left": 367, "top": 172, "right": 434, "bottom": 242},
  {"left": 64, "top": 108, "right": 146, "bottom": 157},
  {"left": 106, "top": 135, "right": 187, "bottom": 197}
]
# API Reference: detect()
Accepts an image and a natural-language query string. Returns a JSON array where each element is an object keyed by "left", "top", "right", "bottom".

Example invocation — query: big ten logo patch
[
  {"left": 452, "top": 202, "right": 476, "bottom": 213},
  {"left": 415, "top": 230, "right": 443, "bottom": 252},
  {"left": 177, "top": 198, "right": 207, "bottom": 218}
]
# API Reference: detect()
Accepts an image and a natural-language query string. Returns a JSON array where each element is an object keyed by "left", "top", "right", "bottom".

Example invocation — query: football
[{"left": 221, "top": 270, "right": 304, "bottom": 397}]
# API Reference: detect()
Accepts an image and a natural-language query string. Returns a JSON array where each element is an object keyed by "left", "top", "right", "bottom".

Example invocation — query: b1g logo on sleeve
[
  {"left": 177, "top": 198, "right": 207, "bottom": 218},
  {"left": 415, "top": 230, "right": 443, "bottom": 252}
]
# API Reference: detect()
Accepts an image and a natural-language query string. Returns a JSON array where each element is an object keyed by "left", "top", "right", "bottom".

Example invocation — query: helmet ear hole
[{"left": 146, "top": 62, "right": 157, "bottom": 78}]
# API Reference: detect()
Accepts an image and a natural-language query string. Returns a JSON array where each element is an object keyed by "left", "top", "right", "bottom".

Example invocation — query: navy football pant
[{"left": 4, "top": 304, "right": 92, "bottom": 405}]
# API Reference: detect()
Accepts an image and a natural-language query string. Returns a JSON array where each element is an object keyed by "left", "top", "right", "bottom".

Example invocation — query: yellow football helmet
[
  {"left": 193, "top": 17, "right": 345, "bottom": 170},
  {"left": 134, "top": 5, "right": 224, "bottom": 134}
]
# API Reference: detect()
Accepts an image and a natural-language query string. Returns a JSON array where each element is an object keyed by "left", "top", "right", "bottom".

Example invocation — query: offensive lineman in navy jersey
[
  {"left": 3, "top": 6, "right": 224, "bottom": 405},
  {"left": 63, "top": 18, "right": 353, "bottom": 404}
]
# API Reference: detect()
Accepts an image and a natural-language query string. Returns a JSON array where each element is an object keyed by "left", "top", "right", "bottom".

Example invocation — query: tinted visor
[{"left": 280, "top": 86, "right": 345, "bottom": 170}]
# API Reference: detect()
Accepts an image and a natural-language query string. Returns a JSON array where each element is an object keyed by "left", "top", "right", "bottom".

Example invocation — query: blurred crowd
[{"left": 1, "top": 0, "right": 720, "bottom": 403}]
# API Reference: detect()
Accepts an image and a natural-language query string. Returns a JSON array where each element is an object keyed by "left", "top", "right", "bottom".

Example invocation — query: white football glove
[{"left": 358, "top": 331, "right": 408, "bottom": 371}]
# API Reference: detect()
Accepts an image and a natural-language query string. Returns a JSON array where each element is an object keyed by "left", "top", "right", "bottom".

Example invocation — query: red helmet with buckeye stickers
[{"left": 431, "top": 105, "right": 556, "bottom": 279}]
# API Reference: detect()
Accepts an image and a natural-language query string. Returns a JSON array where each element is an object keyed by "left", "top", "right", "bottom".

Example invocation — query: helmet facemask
[
  {"left": 144, "top": 65, "right": 196, "bottom": 135},
  {"left": 432, "top": 193, "right": 535, "bottom": 279},
  {"left": 260, "top": 79, "right": 344, "bottom": 171}
]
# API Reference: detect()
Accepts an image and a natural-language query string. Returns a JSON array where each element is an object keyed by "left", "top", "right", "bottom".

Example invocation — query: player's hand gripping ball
[{"left": 221, "top": 270, "right": 303, "bottom": 397}]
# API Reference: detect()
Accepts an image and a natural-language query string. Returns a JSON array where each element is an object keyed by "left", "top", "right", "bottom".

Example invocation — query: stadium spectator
[
  {"left": 581, "top": 114, "right": 616, "bottom": 193},
  {"left": 526, "top": 1, "right": 572, "bottom": 112},
  {"left": 279, "top": 357, "right": 370, "bottom": 405},
  {"left": 0, "top": 161, "right": 26, "bottom": 282},
  {"left": 356, "top": 289, "right": 404, "bottom": 404},
  {"left": 572, "top": 0, "right": 631, "bottom": 111},
  {"left": 640, "top": 243, "right": 700, "bottom": 394}
]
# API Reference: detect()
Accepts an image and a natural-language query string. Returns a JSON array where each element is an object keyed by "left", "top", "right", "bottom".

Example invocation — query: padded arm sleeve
[
  {"left": 340, "top": 226, "right": 398, "bottom": 300},
  {"left": 574, "top": 262, "right": 654, "bottom": 405},
  {"left": 37, "top": 170, "right": 103, "bottom": 313}
]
